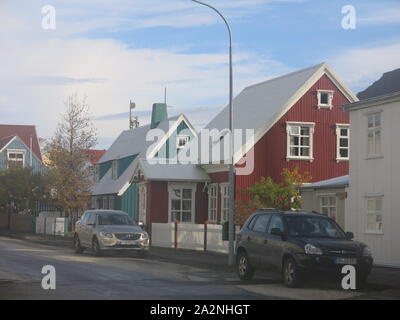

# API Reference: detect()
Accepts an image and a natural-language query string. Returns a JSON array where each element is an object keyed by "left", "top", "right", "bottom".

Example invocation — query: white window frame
[
  {"left": 366, "top": 112, "right": 382, "bottom": 158},
  {"left": 220, "top": 183, "right": 229, "bottom": 223},
  {"left": 111, "top": 160, "right": 118, "bottom": 180},
  {"left": 365, "top": 195, "right": 383, "bottom": 234},
  {"left": 168, "top": 183, "right": 196, "bottom": 223},
  {"left": 286, "top": 122, "right": 315, "bottom": 162},
  {"left": 7, "top": 149, "right": 26, "bottom": 168},
  {"left": 336, "top": 124, "right": 350, "bottom": 162},
  {"left": 318, "top": 194, "right": 337, "bottom": 221},
  {"left": 207, "top": 184, "right": 218, "bottom": 223},
  {"left": 317, "top": 90, "right": 334, "bottom": 109},
  {"left": 176, "top": 135, "right": 190, "bottom": 150}
]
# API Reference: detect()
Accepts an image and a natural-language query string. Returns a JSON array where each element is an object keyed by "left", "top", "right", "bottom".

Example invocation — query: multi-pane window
[
  {"left": 287, "top": 122, "right": 314, "bottom": 160},
  {"left": 366, "top": 197, "right": 383, "bottom": 233},
  {"left": 336, "top": 125, "right": 350, "bottom": 161},
  {"left": 208, "top": 184, "right": 217, "bottom": 223},
  {"left": 170, "top": 187, "right": 193, "bottom": 223},
  {"left": 220, "top": 184, "right": 229, "bottom": 222},
  {"left": 7, "top": 151, "right": 24, "bottom": 168},
  {"left": 319, "top": 195, "right": 337, "bottom": 221},
  {"left": 367, "top": 113, "right": 382, "bottom": 156},
  {"left": 176, "top": 135, "right": 189, "bottom": 149},
  {"left": 112, "top": 160, "right": 118, "bottom": 180}
]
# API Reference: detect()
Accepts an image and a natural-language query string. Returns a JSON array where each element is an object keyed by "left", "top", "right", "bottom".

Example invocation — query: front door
[{"left": 138, "top": 183, "right": 147, "bottom": 226}]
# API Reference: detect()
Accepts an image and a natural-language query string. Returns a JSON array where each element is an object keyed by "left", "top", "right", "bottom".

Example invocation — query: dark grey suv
[{"left": 235, "top": 209, "right": 373, "bottom": 288}]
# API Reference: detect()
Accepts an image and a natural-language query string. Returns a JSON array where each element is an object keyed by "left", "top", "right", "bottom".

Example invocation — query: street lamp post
[{"left": 191, "top": 0, "right": 235, "bottom": 265}]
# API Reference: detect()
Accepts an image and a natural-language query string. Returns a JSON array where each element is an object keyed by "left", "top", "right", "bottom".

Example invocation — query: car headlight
[
  {"left": 99, "top": 232, "right": 114, "bottom": 238},
  {"left": 362, "top": 246, "right": 372, "bottom": 257},
  {"left": 140, "top": 232, "right": 149, "bottom": 240},
  {"left": 304, "top": 244, "right": 323, "bottom": 255}
]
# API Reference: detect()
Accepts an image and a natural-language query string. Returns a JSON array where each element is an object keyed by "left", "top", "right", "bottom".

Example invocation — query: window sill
[
  {"left": 365, "top": 155, "right": 384, "bottom": 160},
  {"left": 286, "top": 157, "right": 314, "bottom": 163},
  {"left": 364, "top": 231, "right": 384, "bottom": 235},
  {"left": 317, "top": 105, "right": 333, "bottom": 110},
  {"left": 336, "top": 158, "right": 349, "bottom": 163}
]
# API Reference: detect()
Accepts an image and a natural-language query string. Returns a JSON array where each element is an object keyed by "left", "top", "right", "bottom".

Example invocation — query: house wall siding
[
  {"left": 235, "top": 74, "right": 350, "bottom": 199},
  {"left": 0, "top": 137, "right": 44, "bottom": 172}
]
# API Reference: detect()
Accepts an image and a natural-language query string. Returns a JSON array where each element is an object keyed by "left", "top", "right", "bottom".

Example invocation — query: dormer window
[
  {"left": 177, "top": 135, "right": 189, "bottom": 149},
  {"left": 317, "top": 90, "right": 334, "bottom": 109}
]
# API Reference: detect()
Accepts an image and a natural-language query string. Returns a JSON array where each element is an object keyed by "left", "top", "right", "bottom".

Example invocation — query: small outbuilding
[{"left": 299, "top": 175, "right": 349, "bottom": 228}]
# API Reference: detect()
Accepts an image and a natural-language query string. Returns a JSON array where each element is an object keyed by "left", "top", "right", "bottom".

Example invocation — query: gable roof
[
  {"left": 357, "top": 68, "right": 400, "bottom": 100},
  {"left": 92, "top": 114, "right": 198, "bottom": 195},
  {"left": 0, "top": 135, "right": 16, "bottom": 152},
  {"left": 99, "top": 115, "right": 180, "bottom": 163},
  {"left": 0, "top": 124, "right": 42, "bottom": 161},
  {"left": 201, "top": 63, "right": 357, "bottom": 164}
]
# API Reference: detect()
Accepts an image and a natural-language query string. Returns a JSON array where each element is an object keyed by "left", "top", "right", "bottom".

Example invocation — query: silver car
[{"left": 74, "top": 210, "right": 150, "bottom": 257}]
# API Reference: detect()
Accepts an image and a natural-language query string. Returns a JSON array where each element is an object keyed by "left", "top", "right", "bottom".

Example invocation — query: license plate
[
  {"left": 120, "top": 240, "right": 137, "bottom": 245},
  {"left": 335, "top": 257, "right": 357, "bottom": 265}
]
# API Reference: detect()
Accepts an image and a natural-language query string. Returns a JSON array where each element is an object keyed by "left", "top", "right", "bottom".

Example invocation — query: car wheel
[
  {"left": 74, "top": 234, "right": 84, "bottom": 254},
  {"left": 237, "top": 250, "right": 255, "bottom": 281},
  {"left": 283, "top": 257, "right": 301, "bottom": 288},
  {"left": 92, "top": 237, "right": 102, "bottom": 257}
]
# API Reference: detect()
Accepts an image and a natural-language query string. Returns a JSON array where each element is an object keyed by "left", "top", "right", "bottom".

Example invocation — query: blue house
[
  {"left": 0, "top": 124, "right": 44, "bottom": 172},
  {"left": 91, "top": 103, "right": 209, "bottom": 226}
]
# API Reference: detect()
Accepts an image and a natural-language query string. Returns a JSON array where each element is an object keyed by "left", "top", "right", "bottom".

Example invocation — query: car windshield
[
  {"left": 284, "top": 216, "right": 346, "bottom": 239},
  {"left": 97, "top": 214, "right": 135, "bottom": 226}
]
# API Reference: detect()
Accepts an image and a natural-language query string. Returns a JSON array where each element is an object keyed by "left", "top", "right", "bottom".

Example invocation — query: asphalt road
[{"left": 0, "top": 236, "right": 386, "bottom": 300}]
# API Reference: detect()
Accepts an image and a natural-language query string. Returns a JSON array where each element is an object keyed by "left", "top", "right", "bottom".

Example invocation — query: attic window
[
  {"left": 317, "top": 90, "right": 334, "bottom": 109},
  {"left": 7, "top": 150, "right": 25, "bottom": 168},
  {"left": 177, "top": 135, "right": 189, "bottom": 149}
]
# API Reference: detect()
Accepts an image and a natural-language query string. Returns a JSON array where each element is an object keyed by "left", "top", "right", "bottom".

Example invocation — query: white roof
[
  {"left": 99, "top": 115, "right": 180, "bottom": 163},
  {"left": 300, "top": 175, "right": 349, "bottom": 190}
]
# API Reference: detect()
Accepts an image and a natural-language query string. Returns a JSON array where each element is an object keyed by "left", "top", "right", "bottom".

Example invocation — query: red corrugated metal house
[{"left": 194, "top": 62, "right": 358, "bottom": 224}]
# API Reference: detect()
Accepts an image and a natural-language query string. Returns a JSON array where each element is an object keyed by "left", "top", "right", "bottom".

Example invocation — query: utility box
[{"left": 222, "top": 221, "right": 235, "bottom": 241}]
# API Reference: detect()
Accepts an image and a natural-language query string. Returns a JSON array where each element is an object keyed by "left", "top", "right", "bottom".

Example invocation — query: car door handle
[
  {"left": 246, "top": 236, "right": 251, "bottom": 241},
  {"left": 263, "top": 239, "right": 268, "bottom": 244}
]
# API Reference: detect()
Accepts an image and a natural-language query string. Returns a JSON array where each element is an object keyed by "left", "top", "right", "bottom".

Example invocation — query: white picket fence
[
  {"left": 151, "top": 222, "right": 239, "bottom": 254},
  {"left": 35, "top": 212, "right": 69, "bottom": 236}
]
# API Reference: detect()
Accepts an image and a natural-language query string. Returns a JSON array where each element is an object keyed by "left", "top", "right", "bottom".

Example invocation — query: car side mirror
[
  {"left": 138, "top": 221, "right": 144, "bottom": 228},
  {"left": 345, "top": 232, "right": 354, "bottom": 240}
]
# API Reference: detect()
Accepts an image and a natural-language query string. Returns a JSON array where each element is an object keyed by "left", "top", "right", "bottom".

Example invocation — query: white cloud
[
  {"left": 331, "top": 43, "right": 400, "bottom": 92},
  {"left": 0, "top": 1, "right": 291, "bottom": 147}
]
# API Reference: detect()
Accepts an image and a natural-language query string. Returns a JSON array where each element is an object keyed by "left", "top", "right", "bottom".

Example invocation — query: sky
[{"left": 1, "top": 0, "right": 399, "bottom": 149}]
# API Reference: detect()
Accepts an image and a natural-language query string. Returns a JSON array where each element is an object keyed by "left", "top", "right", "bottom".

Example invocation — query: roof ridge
[{"left": 243, "top": 62, "right": 326, "bottom": 91}]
